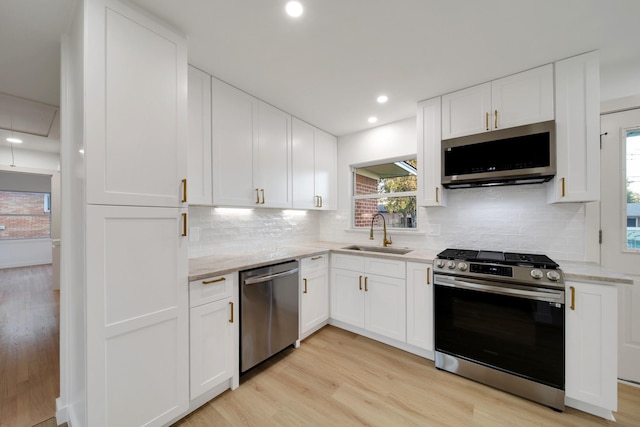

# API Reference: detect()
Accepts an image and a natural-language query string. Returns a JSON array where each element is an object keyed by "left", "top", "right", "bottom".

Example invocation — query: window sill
[{"left": 344, "top": 228, "right": 426, "bottom": 237}]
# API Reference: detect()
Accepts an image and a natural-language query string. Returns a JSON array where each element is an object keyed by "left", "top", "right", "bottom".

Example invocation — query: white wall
[
  {"left": 601, "top": 57, "right": 640, "bottom": 102},
  {"left": 0, "top": 146, "right": 60, "bottom": 171},
  {"left": 188, "top": 206, "right": 321, "bottom": 258},
  {"left": 318, "top": 117, "right": 589, "bottom": 262}
]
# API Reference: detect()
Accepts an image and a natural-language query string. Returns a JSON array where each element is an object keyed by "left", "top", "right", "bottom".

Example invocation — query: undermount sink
[{"left": 341, "top": 245, "right": 413, "bottom": 255}]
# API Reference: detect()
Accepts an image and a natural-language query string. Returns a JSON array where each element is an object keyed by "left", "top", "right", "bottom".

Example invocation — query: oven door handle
[{"left": 434, "top": 275, "right": 565, "bottom": 304}]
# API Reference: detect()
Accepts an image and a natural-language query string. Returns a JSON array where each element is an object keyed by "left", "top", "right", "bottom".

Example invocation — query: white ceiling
[{"left": 1, "top": 0, "right": 640, "bottom": 152}]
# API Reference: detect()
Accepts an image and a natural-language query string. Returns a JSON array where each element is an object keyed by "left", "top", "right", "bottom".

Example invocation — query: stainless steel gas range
[{"left": 433, "top": 248, "right": 565, "bottom": 411}]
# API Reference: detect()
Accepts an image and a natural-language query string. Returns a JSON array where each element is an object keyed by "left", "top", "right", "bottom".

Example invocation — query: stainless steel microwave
[{"left": 441, "top": 120, "right": 556, "bottom": 188}]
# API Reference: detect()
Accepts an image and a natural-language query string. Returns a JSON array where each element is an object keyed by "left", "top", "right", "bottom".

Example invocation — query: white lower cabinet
[
  {"left": 189, "top": 273, "right": 239, "bottom": 401},
  {"left": 406, "top": 262, "right": 434, "bottom": 356},
  {"left": 565, "top": 280, "right": 618, "bottom": 420},
  {"left": 330, "top": 254, "right": 406, "bottom": 342},
  {"left": 300, "top": 254, "right": 330, "bottom": 339}
]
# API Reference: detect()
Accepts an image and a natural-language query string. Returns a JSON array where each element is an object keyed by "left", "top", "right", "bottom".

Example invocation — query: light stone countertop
[{"left": 188, "top": 241, "right": 634, "bottom": 285}]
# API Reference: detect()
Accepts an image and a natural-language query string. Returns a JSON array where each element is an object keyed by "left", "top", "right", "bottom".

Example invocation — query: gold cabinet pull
[
  {"left": 485, "top": 112, "right": 489, "bottom": 130},
  {"left": 359, "top": 275, "right": 363, "bottom": 291},
  {"left": 570, "top": 286, "right": 575, "bottom": 310},
  {"left": 260, "top": 189, "right": 265, "bottom": 204},
  {"left": 181, "top": 179, "right": 188, "bottom": 203},
  {"left": 229, "top": 301, "right": 234, "bottom": 323},
  {"left": 494, "top": 110, "right": 498, "bottom": 129},
  {"left": 319, "top": 196, "right": 323, "bottom": 208},
  {"left": 181, "top": 213, "right": 187, "bottom": 237},
  {"left": 561, "top": 177, "right": 566, "bottom": 197},
  {"left": 255, "top": 188, "right": 260, "bottom": 204},
  {"left": 364, "top": 276, "right": 368, "bottom": 292},
  {"left": 427, "top": 267, "right": 431, "bottom": 285},
  {"left": 311, "top": 255, "right": 323, "bottom": 261},
  {"left": 202, "top": 277, "right": 225, "bottom": 285},
  {"left": 435, "top": 187, "right": 439, "bottom": 204},
  {"left": 303, "top": 278, "right": 308, "bottom": 294}
]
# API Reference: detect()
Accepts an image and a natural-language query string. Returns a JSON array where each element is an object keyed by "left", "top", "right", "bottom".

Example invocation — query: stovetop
[{"left": 437, "top": 248, "right": 560, "bottom": 270}]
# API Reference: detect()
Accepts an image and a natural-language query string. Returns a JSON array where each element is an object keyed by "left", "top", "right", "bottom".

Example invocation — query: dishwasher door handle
[{"left": 243, "top": 268, "right": 299, "bottom": 285}]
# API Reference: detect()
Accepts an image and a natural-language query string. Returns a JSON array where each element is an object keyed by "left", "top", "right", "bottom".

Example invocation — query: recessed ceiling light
[
  {"left": 6, "top": 137, "right": 22, "bottom": 144},
  {"left": 368, "top": 116, "right": 378, "bottom": 124},
  {"left": 377, "top": 95, "right": 388, "bottom": 104},
  {"left": 285, "top": 1, "right": 303, "bottom": 17}
]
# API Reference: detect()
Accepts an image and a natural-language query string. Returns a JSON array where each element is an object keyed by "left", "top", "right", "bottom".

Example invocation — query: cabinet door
[
  {"left": 190, "top": 297, "right": 235, "bottom": 399},
  {"left": 417, "top": 97, "right": 446, "bottom": 206},
  {"left": 188, "top": 66, "right": 212, "bottom": 205},
  {"left": 291, "top": 118, "right": 316, "bottom": 209},
  {"left": 441, "top": 83, "right": 491, "bottom": 139},
  {"left": 364, "top": 274, "right": 406, "bottom": 341},
  {"left": 300, "top": 269, "right": 329, "bottom": 335},
  {"left": 211, "top": 78, "right": 257, "bottom": 207},
  {"left": 406, "top": 262, "right": 433, "bottom": 353},
  {"left": 85, "top": 0, "right": 187, "bottom": 207},
  {"left": 330, "top": 268, "right": 365, "bottom": 328},
  {"left": 256, "top": 101, "right": 292, "bottom": 208},
  {"left": 565, "top": 281, "right": 617, "bottom": 413},
  {"left": 314, "top": 129, "right": 337, "bottom": 210},
  {"left": 86, "top": 204, "right": 189, "bottom": 426},
  {"left": 491, "top": 64, "right": 554, "bottom": 130},
  {"left": 364, "top": 257, "right": 406, "bottom": 279},
  {"left": 548, "top": 52, "right": 600, "bottom": 203}
]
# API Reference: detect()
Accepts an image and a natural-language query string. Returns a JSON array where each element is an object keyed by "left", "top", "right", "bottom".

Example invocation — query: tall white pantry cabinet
[{"left": 84, "top": 0, "right": 189, "bottom": 426}]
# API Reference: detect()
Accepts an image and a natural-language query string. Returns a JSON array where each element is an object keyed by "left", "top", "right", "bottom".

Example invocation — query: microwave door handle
[{"left": 434, "top": 275, "right": 564, "bottom": 304}]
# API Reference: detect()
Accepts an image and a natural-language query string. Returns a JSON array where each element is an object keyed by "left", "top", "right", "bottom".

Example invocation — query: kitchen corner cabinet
[
  {"left": 189, "top": 273, "right": 239, "bottom": 400},
  {"left": 300, "top": 254, "right": 330, "bottom": 339},
  {"left": 417, "top": 97, "right": 446, "bottom": 207},
  {"left": 85, "top": 0, "right": 187, "bottom": 208},
  {"left": 441, "top": 64, "right": 553, "bottom": 139},
  {"left": 292, "top": 118, "right": 337, "bottom": 210},
  {"left": 330, "top": 254, "right": 406, "bottom": 341},
  {"left": 547, "top": 52, "right": 600, "bottom": 203},
  {"left": 406, "top": 262, "right": 434, "bottom": 356},
  {"left": 211, "top": 78, "right": 292, "bottom": 208},
  {"left": 187, "top": 66, "right": 213, "bottom": 205},
  {"left": 565, "top": 280, "right": 617, "bottom": 420}
]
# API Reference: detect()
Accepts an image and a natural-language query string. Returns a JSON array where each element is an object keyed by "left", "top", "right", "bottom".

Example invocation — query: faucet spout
[{"left": 369, "top": 213, "right": 392, "bottom": 247}]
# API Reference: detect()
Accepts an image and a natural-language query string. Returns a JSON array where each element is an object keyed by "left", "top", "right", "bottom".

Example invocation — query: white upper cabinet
[
  {"left": 548, "top": 52, "right": 600, "bottom": 203},
  {"left": 187, "top": 66, "right": 212, "bottom": 205},
  {"left": 211, "top": 78, "right": 292, "bottom": 208},
  {"left": 256, "top": 101, "right": 293, "bottom": 208},
  {"left": 211, "top": 78, "right": 257, "bottom": 207},
  {"left": 292, "top": 118, "right": 337, "bottom": 210},
  {"left": 441, "top": 64, "right": 554, "bottom": 139},
  {"left": 417, "top": 97, "right": 446, "bottom": 207},
  {"left": 85, "top": 0, "right": 187, "bottom": 207}
]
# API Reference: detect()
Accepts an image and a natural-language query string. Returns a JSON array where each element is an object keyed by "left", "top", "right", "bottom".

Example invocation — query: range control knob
[
  {"left": 458, "top": 262, "right": 468, "bottom": 271},
  {"left": 530, "top": 269, "right": 544, "bottom": 279},
  {"left": 435, "top": 259, "right": 445, "bottom": 268},
  {"left": 547, "top": 271, "right": 561, "bottom": 281},
  {"left": 447, "top": 261, "right": 456, "bottom": 269}
]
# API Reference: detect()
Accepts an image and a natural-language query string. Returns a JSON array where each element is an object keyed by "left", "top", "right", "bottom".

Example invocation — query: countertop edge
[{"left": 188, "top": 243, "right": 635, "bottom": 285}]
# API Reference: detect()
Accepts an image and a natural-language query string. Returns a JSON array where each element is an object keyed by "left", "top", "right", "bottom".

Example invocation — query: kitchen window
[{"left": 352, "top": 158, "right": 417, "bottom": 229}]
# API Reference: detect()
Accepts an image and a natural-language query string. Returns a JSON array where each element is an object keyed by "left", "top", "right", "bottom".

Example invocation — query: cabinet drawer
[
  {"left": 301, "top": 254, "right": 328, "bottom": 273},
  {"left": 365, "top": 258, "right": 406, "bottom": 279},
  {"left": 189, "top": 273, "right": 235, "bottom": 307},
  {"left": 331, "top": 254, "right": 365, "bottom": 271}
]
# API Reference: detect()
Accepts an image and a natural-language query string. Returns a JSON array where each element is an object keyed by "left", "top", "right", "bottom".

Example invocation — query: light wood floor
[
  {"left": 175, "top": 325, "right": 640, "bottom": 427},
  {"left": 0, "top": 265, "right": 59, "bottom": 427}
]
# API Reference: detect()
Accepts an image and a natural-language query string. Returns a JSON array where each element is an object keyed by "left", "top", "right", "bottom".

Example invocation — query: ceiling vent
[{"left": 0, "top": 92, "right": 58, "bottom": 137}]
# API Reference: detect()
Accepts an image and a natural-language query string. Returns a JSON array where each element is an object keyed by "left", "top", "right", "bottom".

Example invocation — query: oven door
[{"left": 434, "top": 274, "right": 565, "bottom": 390}]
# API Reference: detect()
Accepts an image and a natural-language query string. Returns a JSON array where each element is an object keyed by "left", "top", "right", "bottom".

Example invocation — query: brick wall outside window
[
  {"left": 0, "top": 191, "right": 51, "bottom": 239},
  {"left": 355, "top": 174, "right": 381, "bottom": 227}
]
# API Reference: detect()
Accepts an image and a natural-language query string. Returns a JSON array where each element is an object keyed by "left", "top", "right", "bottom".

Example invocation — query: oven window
[{"left": 435, "top": 284, "right": 564, "bottom": 389}]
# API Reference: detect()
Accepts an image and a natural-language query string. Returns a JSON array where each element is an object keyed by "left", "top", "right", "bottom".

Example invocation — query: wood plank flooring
[
  {"left": 0, "top": 265, "right": 59, "bottom": 427},
  {"left": 174, "top": 325, "right": 640, "bottom": 427}
]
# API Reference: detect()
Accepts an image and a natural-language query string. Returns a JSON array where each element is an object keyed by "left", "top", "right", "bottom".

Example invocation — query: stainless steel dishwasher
[{"left": 240, "top": 260, "right": 299, "bottom": 373}]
